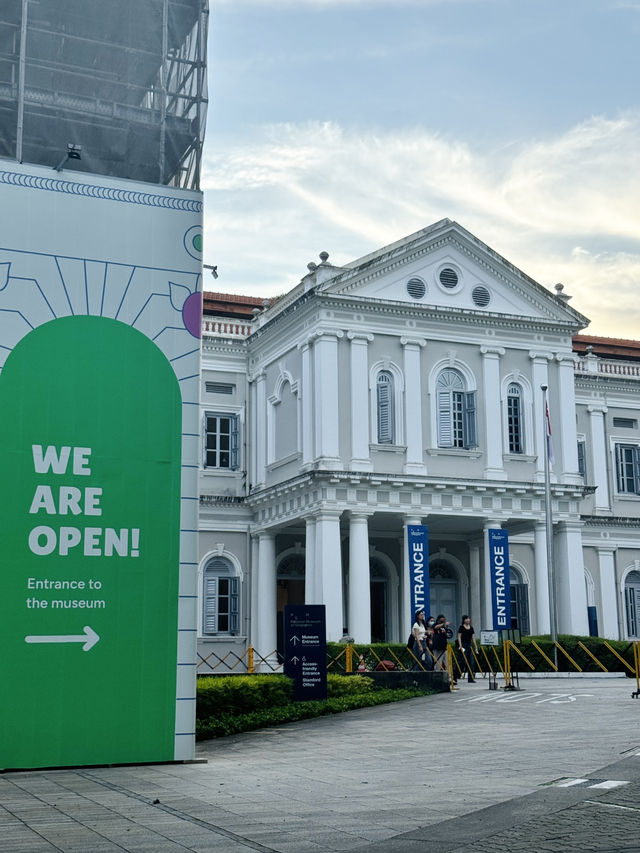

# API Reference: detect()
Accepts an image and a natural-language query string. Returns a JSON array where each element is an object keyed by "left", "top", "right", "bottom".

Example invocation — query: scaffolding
[{"left": 0, "top": 0, "right": 208, "bottom": 188}]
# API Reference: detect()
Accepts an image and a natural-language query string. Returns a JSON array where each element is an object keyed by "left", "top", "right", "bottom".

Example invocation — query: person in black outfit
[
  {"left": 457, "top": 614, "right": 478, "bottom": 682},
  {"left": 431, "top": 614, "right": 452, "bottom": 679}
]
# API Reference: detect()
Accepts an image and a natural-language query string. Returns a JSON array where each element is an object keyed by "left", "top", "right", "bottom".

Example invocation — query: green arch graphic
[{"left": 0, "top": 316, "right": 182, "bottom": 769}]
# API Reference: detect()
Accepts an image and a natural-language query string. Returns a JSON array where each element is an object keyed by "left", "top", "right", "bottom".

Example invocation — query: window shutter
[
  {"left": 377, "top": 374, "right": 393, "bottom": 444},
  {"left": 437, "top": 391, "right": 453, "bottom": 447},
  {"left": 463, "top": 391, "right": 477, "bottom": 448},
  {"left": 229, "top": 577, "right": 240, "bottom": 634},
  {"left": 577, "top": 441, "right": 586, "bottom": 477},
  {"left": 203, "top": 577, "right": 218, "bottom": 634},
  {"left": 230, "top": 416, "right": 239, "bottom": 469},
  {"left": 634, "top": 447, "right": 640, "bottom": 495}
]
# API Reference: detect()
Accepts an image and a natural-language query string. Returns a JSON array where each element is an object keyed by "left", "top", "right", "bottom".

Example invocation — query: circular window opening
[
  {"left": 406, "top": 277, "right": 426, "bottom": 299},
  {"left": 472, "top": 285, "right": 491, "bottom": 307},
  {"left": 439, "top": 267, "right": 459, "bottom": 289}
]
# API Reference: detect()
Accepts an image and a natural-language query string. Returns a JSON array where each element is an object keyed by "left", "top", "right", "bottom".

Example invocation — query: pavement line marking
[
  {"left": 588, "top": 780, "right": 629, "bottom": 789},
  {"left": 585, "top": 800, "right": 640, "bottom": 812},
  {"left": 556, "top": 778, "right": 589, "bottom": 787}
]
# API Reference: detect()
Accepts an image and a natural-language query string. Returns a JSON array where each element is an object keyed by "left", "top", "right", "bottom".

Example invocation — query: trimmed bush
[{"left": 196, "top": 686, "right": 428, "bottom": 741}]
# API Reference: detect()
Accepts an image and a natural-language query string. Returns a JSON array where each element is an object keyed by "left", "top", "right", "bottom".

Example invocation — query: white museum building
[{"left": 197, "top": 218, "right": 640, "bottom": 665}]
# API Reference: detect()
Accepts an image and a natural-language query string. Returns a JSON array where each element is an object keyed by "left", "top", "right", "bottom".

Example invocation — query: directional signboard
[{"left": 283, "top": 605, "right": 327, "bottom": 701}]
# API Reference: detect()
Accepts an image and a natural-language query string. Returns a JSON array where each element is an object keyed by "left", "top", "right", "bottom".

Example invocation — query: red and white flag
[{"left": 545, "top": 398, "right": 555, "bottom": 465}]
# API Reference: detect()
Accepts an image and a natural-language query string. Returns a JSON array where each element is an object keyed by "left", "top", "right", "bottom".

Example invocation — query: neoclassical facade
[{"left": 197, "top": 219, "right": 640, "bottom": 666}]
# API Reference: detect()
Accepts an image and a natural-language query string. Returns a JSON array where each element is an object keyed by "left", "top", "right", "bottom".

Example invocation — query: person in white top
[{"left": 411, "top": 609, "right": 428, "bottom": 670}]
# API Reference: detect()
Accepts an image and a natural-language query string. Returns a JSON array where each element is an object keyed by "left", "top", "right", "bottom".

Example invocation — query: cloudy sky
[{"left": 202, "top": 0, "right": 640, "bottom": 338}]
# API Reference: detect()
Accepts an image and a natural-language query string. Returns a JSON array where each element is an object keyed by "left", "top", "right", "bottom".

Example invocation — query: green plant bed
[{"left": 196, "top": 686, "right": 430, "bottom": 741}]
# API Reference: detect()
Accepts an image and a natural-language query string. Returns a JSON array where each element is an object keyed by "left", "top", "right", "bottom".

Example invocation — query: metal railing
[{"left": 197, "top": 641, "right": 640, "bottom": 698}]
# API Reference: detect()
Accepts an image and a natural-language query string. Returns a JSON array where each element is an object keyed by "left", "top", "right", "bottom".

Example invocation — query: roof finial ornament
[
  {"left": 319, "top": 251, "right": 329, "bottom": 262},
  {"left": 307, "top": 261, "right": 317, "bottom": 272},
  {"left": 554, "top": 282, "right": 571, "bottom": 302}
]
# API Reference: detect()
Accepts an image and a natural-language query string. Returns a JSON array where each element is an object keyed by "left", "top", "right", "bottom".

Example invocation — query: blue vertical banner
[
  {"left": 488, "top": 528, "right": 511, "bottom": 631},
  {"left": 408, "top": 525, "right": 429, "bottom": 617}
]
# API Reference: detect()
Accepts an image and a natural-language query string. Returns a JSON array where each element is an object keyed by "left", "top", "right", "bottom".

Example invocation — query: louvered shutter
[
  {"left": 230, "top": 417, "right": 239, "bottom": 469},
  {"left": 577, "top": 441, "right": 586, "bottom": 477},
  {"left": 634, "top": 447, "right": 640, "bottom": 495},
  {"left": 229, "top": 577, "right": 240, "bottom": 634},
  {"left": 437, "top": 391, "right": 453, "bottom": 447},
  {"left": 377, "top": 373, "right": 393, "bottom": 444},
  {"left": 463, "top": 391, "right": 477, "bottom": 448},
  {"left": 203, "top": 577, "right": 218, "bottom": 634}
]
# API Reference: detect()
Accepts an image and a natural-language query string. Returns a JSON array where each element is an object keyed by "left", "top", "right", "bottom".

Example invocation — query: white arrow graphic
[{"left": 25, "top": 625, "right": 100, "bottom": 652}]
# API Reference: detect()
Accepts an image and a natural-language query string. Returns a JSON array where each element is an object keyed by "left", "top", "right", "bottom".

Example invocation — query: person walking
[
  {"left": 411, "top": 609, "right": 428, "bottom": 670},
  {"left": 431, "top": 614, "right": 452, "bottom": 677},
  {"left": 457, "top": 614, "right": 478, "bottom": 683}
]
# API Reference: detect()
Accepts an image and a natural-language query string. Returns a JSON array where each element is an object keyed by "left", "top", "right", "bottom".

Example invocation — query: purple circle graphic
[{"left": 182, "top": 291, "right": 202, "bottom": 338}]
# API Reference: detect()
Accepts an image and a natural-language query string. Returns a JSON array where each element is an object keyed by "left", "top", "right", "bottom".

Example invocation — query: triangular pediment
[{"left": 317, "top": 219, "right": 588, "bottom": 330}]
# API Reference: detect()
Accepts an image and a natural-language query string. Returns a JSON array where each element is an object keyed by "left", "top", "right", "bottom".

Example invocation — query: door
[{"left": 430, "top": 581, "right": 457, "bottom": 623}]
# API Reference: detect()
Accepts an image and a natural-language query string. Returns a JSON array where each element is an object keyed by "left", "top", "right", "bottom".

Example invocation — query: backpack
[{"left": 407, "top": 633, "right": 415, "bottom": 650}]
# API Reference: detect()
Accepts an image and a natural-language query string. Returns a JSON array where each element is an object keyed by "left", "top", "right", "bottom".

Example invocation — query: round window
[
  {"left": 406, "top": 277, "right": 426, "bottom": 299},
  {"left": 472, "top": 285, "right": 491, "bottom": 307},
  {"left": 439, "top": 267, "right": 459, "bottom": 289}
]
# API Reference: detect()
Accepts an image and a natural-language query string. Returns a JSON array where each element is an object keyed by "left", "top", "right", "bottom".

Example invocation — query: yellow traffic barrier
[
  {"left": 577, "top": 641, "right": 608, "bottom": 673},
  {"left": 554, "top": 642, "right": 582, "bottom": 672},
  {"left": 530, "top": 639, "right": 558, "bottom": 672},
  {"left": 505, "top": 640, "right": 535, "bottom": 670},
  {"left": 603, "top": 641, "right": 635, "bottom": 675}
]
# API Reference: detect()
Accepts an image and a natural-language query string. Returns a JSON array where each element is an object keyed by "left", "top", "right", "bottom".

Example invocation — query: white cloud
[{"left": 202, "top": 113, "right": 640, "bottom": 337}]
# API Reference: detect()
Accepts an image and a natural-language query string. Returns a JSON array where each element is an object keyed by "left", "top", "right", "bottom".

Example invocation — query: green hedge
[
  {"left": 195, "top": 672, "right": 432, "bottom": 740},
  {"left": 196, "top": 686, "right": 427, "bottom": 740}
]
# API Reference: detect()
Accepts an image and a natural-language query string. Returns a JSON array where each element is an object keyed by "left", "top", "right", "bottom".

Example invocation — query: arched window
[
  {"left": 507, "top": 383, "right": 524, "bottom": 454},
  {"left": 625, "top": 570, "right": 640, "bottom": 638},
  {"left": 436, "top": 368, "right": 477, "bottom": 449},
  {"left": 509, "top": 566, "right": 530, "bottom": 635},
  {"left": 203, "top": 556, "right": 239, "bottom": 635},
  {"left": 376, "top": 370, "right": 395, "bottom": 444}
]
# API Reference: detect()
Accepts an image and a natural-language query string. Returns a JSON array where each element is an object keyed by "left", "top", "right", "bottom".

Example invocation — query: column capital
[
  {"left": 312, "top": 328, "right": 345, "bottom": 342},
  {"left": 555, "top": 353, "right": 578, "bottom": 365},
  {"left": 596, "top": 545, "right": 617, "bottom": 556},
  {"left": 248, "top": 368, "right": 266, "bottom": 383},
  {"left": 400, "top": 337, "right": 427, "bottom": 348},
  {"left": 403, "top": 515, "right": 423, "bottom": 526},
  {"left": 349, "top": 509, "right": 374, "bottom": 521},
  {"left": 347, "top": 331, "right": 373, "bottom": 343},
  {"left": 480, "top": 345, "right": 505, "bottom": 357},
  {"left": 529, "top": 350, "right": 554, "bottom": 362},
  {"left": 587, "top": 404, "right": 608, "bottom": 414}
]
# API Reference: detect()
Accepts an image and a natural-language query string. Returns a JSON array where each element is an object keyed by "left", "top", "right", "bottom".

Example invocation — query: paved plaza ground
[{"left": 2, "top": 676, "right": 640, "bottom": 852}]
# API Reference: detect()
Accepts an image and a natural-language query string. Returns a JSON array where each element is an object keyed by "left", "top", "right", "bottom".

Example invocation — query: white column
[
  {"left": 313, "top": 331, "right": 343, "bottom": 469},
  {"left": 348, "top": 333, "right": 373, "bottom": 471},
  {"left": 402, "top": 516, "right": 422, "bottom": 632},
  {"left": 469, "top": 542, "right": 481, "bottom": 627},
  {"left": 304, "top": 516, "right": 316, "bottom": 604},
  {"left": 401, "top": 338, "right": 427, "bottom": 475},
  {"left": 555, "top": 521, "right": 589, "bottom": 635},
  {"left": 597, "top": 548, "right": 619, "bottom": 639},
  {"left": 482, "top": 520, "right": 500, "bottom": 628},
  {"left": 530, "top": 352, "right": 552, "bottom": 482},
  {"left": 315, "top": 511, "right": 344, "bottom": 640},
  {"left": 556, "top": 354, "right": 581, "bottom": 484},
  {"left": 588, "top": 405, "right": 610, "bottom": 512},
  {"left": 299, "top": 341, "right": 314, "bottom": 468},
  {"left": 256, "top": 532, "right": 277, "bottom": 667},
  {"left": 249, "top": 533, "right": 260, "bottom": 647},
  {"left": 255, "top": 371, "right": 267, "bottom": 488},
  {"left": 481, "top": 346, "right": 506, "bottom": 479},
  {"left": 348, "top": 513, "right": 371, "bottom": 642},
  {"left": 534, "top": 522, "right": 551, "bottom": 634}
]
